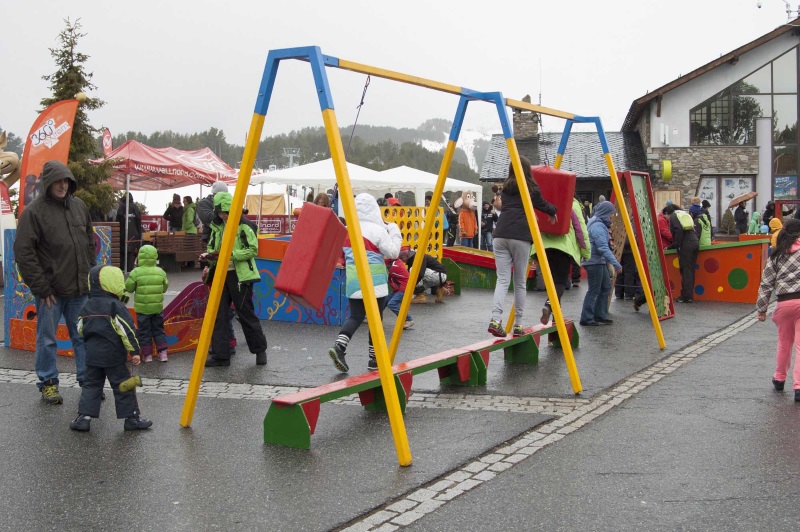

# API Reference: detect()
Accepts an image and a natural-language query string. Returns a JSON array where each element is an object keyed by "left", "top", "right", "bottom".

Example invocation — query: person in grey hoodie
[{"left": 580, "top": 201, "right": 622, "bottom": 326}]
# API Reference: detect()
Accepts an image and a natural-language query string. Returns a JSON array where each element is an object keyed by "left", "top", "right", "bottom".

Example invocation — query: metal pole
[{"left": 123, "top": 173, "right": 130, "bottom": 274}]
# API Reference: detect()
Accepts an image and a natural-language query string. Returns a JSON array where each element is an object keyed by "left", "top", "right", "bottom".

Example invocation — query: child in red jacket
[{"left": 385, "top": 251, "right": 415, "bottom": 329}]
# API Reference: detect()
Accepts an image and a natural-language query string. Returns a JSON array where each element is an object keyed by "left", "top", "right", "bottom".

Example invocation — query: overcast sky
[{"left": 3, "top": 0, "right": 795, "bottom": 147}]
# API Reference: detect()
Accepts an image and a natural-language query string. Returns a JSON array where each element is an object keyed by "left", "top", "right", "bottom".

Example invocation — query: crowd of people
[{"left": 20, "top": 157, "right": 800, "bottom": 424}]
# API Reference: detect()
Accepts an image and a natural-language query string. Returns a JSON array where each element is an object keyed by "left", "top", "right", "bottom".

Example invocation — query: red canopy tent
[
  {"left": 90, "top": 140, "right": 240, "bottom": 272},
  {"left": 91, "top": 140, "right": 238, "bottom": 190}
]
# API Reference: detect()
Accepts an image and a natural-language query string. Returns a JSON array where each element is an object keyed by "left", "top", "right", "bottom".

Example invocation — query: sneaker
[
  {"left": 367, "top": 355, "right": 378, "bottom": 371},
  {"left": 157, "top": 350, "right": 168, "bottom": 362},
  {"left": 403, "top": 320, "right": 415, "bottom": 330},
  {"left": 596, "top": 318, "right": 614, "bottom": 324},
  {"left": 69, "top": 415, "right": 91, "bottom": 432},
  {"left": 676, "top": 297, "right": 693, "bottom": 303},
  {"left": 411, "top": 294, "right": 427, "bottom": 304},
  {"left": 143, "top": 354, "right": 153, "bottom": 363},
  {"left": 512, "top": 325, "right": 525, "bottom": 337},
  {"left": 124, "top": 415, "right": 153, "bottom": 431},
  {"left": 40, "top": 381, "right": 63, "bottom": 405},
  {"left": 205, "top": 357, "right": 230, "bottom": 367},
  {"left": 540, "top": 304, "right": 552, "bottom": 325},
  {"left": 487, "top": 319, "right": 505, "bottom": 338},
  {"left": 773, "top": 378, "right": 785, "bottom": 391},
  {"left": 256, "top": 351, "right": 267, "bottom": 365},
  {"left": 579, "top": 320, "right": 599, "bottom": 326},
  {"left": 435, "top": 286, "right": 445, "bottom": 303},
  {"left": 328, "top": 344, "right": 349, "bottom": 373}
]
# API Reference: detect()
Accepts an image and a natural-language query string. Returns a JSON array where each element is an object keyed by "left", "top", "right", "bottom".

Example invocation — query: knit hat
[
  {"left": 689, "top": 204, "right": 703, "bottom": 215},
  {"left": 702, "top": 199, "right": 711, "bottom": 208},
  {"left": 172, "top": 193, "right": 181, "bottom": 202},
  {"left": 211, "top": 181, "right": 228, "bottom": 195}
]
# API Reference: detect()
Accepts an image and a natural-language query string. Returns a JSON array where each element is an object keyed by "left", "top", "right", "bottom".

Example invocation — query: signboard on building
[{"left": 774, "top": 175, "right": 798, "bottom": 199}]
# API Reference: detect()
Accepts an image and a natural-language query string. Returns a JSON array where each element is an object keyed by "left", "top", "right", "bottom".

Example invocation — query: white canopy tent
[{"left": 250, "top": 159, "right": 482, "bottom": 210}]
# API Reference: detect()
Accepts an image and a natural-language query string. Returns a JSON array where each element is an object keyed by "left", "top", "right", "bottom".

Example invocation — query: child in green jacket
[{"left": 125, "top": 245, "right": 170, "bottom": 362}]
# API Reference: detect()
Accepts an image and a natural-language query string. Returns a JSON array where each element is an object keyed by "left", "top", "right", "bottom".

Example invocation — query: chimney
[{"left": 513, "top": 94, "right": 539, "bottom": 141}]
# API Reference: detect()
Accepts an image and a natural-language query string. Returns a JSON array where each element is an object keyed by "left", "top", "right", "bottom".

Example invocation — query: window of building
[{"left": 690, "top": 47, "right": 798, "bottom": 148}]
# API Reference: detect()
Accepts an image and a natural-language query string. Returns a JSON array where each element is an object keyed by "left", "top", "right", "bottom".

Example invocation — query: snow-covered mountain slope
[{"left": 418, "top": 129, "right": 492, "bottom": 173}]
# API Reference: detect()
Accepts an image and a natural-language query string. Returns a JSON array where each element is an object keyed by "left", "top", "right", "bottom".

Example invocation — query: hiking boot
[
  {"left": 124, "top": 415, "right": 153, "bottom": 431},
  {"left": 487, "top": 319, "right": 505, "bottom": 338},
  {"left": 256, "top": 351, "right": 267, "bottom": 365},
  {"left": 773, "top": 378, "right": 785, "bottom": 391},
  {"left": 157, "top": 350, "right": 168, "bottom": 362},
  {"left": 205, "top": 357, "right": 230, "bottom": 367},
  {"left": 411, "top": 293, "right": 427, "bottom": 304},
  {"left": 540, "top": 304, "right": 552, "bottom": 325},
  {"left": 328, "top": 344, "right": 349, "bottom": 373},
  {"left": 633, "top": 294, "right": 646, "bottom": 312},
  {"left": 367, "top": 355, "right": 378, "bottom": 371},
  {"left": 40, "top": 380, "right": 63, "bottom": 405},
  {"left": 403, "top": 320, "right": 415, "bottom": 330},
  {"left": 795, "top": 389, "right": 800, "bottom": 402},
  {"left": 143, "top": 354, "right": 153, "bottom": 363},
  {"left": 512, "top": 325, "right": 525, "bottom": 337},
  {"left": 69, "top": 415, "right": 91, "bottom": 432},
  {"left": 435, "top": 286, "right": 445, "bottom": 303}
]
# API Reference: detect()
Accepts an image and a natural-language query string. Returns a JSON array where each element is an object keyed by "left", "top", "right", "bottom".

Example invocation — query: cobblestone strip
[{"left": 338, "top": 312, "right": 762, "bottom": 531}]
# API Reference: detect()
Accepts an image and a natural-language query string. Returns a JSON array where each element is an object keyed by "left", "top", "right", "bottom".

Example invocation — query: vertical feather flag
[{"left": 18, "top": 99, "right": 79, "bottom": 213}]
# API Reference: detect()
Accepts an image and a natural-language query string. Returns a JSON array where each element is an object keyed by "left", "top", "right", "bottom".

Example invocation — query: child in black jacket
[{"left": 69, "top": 265, "right": 152, "bottom": 432}]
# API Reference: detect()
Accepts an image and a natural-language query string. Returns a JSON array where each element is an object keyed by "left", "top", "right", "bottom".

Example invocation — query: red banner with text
[{"left": 18, "top": 99, "right": 79, "bottom": 214}]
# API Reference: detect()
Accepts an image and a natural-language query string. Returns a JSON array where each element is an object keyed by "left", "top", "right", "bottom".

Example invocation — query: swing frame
[{"left": 179, "top": 46, "right": 666, "bottom": 468}]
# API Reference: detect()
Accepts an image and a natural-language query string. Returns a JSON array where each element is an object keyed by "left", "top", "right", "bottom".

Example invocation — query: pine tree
[{"left": 40, "top": 18, "right": 115, "bottom": 220}]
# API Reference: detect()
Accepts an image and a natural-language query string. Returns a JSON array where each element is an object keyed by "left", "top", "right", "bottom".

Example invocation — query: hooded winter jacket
[
  {"left": 583, "top": 201, "right": 621, "bottom": 268},
  {"left": 78, "top": 265, "right": 140, "bottom": 367},
  {"left": 124, "top": 245, "right": 169, "bottom": 315},
  {"left": 14, "top": 161, "right": 96, "bottom": 298},
  {"left": 207, "top": 192, "right": 260, "bottom": 284},
  {"left": 182, "top": 201, "right": 198, "bottom": 234},
  {"left": 343, "top": 193, "right": 401, "bottom": 299},
  {"left": 770, "top": 217, "right": 784, "bottom": 248}
]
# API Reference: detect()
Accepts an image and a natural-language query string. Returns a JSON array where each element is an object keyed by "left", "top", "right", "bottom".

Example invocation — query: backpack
[{"left": 675, "top": 210, "right": 694, "bottom": 230}]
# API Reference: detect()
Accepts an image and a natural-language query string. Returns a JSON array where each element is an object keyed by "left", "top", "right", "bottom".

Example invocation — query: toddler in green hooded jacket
[{"left": 125, "top": 244, "right": 170, "bottom": 362}]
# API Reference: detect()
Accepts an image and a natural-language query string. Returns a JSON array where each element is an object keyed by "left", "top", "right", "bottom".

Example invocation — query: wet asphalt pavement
[{"left": 0, "top": 269, "right": 795, "bottom": 531}]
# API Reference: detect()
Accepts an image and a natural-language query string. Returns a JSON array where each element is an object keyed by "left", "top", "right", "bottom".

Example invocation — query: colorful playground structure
[{"left": 176, "top": 45, "right": 667, "bottom": 468}]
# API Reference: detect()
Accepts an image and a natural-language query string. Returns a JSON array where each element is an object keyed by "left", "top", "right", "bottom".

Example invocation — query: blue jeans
[
  {"left": 460, "top": 236, "right": 475, "bottom": 247},
  {"left": 35, "top": 294, "right": 88, "bottom": 389},
  {"left": 580, "top": 264, "right": 611, "bottom": 323},
  {"left": 386, "top": 291, "right": 413, "bottom": 322}
]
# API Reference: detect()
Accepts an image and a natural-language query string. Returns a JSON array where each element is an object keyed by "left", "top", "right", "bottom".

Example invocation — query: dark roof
[
  {"left": 479, "top": 132, "right": 649, "bottom": 181},
  {"left": 622, "top": 20, "right": 800, "bottom": 131}
]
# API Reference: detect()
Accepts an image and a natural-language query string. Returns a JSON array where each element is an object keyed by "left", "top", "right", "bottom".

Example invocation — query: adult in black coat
[
  {"left": 116, "top": 192, "right": 142, "bottom": 272},
  {"left": 734, "top": 201, "right": 748, "bottom": 235},
  {"left": 669, "top": 209, "right": 700, "bottom": 303}
]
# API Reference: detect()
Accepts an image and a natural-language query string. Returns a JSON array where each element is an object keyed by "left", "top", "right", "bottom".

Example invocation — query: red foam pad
[
  {"left": 274, "top": 203, "right": 347, "bottom": 309},
  {"left": 531, "top": 165, "right": 577, "bottom": 235}
]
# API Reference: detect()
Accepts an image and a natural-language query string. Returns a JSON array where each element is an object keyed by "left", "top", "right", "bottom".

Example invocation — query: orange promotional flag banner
[
  {"left": 18, "top": 99, "right": 79, "bottom": 214},
  {"left": 102, "top": 127, "right": 112, "bottom": 156}
]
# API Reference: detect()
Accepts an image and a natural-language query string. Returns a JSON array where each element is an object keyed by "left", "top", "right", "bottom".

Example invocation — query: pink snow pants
[{"left": 772, "top": 299, "right": 800, "bottom": 389}]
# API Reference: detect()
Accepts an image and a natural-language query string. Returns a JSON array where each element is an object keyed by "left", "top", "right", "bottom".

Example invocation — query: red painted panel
[{"left": 300, "top": 399, "right": 321, "bottom": 435}]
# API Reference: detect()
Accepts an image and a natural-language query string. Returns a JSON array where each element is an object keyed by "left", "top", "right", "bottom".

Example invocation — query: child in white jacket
[{"left": 329, "top": 194, "right": 401, "bottom": 373}]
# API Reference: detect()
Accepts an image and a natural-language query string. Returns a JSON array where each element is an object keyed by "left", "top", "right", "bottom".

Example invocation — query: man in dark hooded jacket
[{"left": 14, "top": 160, "right": 96, "bottom": 405}]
